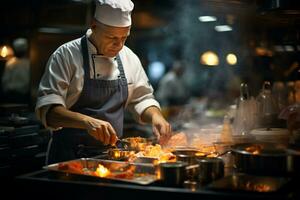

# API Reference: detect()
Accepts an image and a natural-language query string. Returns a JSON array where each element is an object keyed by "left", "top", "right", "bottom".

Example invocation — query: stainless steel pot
[
  {"left": 230, "top": 143, "right": 290, "bottom": 176},
  {"left": 176, "top": 154, "right": 200, "bottom": 181},
  {"left": 197, "top": 157, "right": 224, "bottom": 185},
  {"left": 158, "top": 161, "right": 188, "bottom": 187},
  {"left": 176, "top": 154, "right": 198, "bottom": 165},
  {"left": 158, "top": 161, "right": 199, "bottom": 187}
]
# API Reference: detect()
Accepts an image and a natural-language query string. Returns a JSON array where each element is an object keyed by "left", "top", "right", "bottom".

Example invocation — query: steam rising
[{"left": 159, "top": 0, "right": 252, "bottom": 103}]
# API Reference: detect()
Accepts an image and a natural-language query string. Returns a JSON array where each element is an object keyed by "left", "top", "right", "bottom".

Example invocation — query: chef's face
[{"left": 91, "top": 20, "right": 130, "bottom": 57}]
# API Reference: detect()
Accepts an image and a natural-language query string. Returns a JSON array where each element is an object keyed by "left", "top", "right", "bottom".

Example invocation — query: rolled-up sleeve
[
  {"left": 35, "top": 50, "right": 72, "bottom": 128},
  {"left": 127, "top": 56, "right": 160, "bottom": 123}
]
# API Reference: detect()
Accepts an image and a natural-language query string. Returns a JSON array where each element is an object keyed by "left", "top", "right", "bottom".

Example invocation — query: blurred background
[
  {"left": 0, "top": 0, "right": 300, "bottom": 177},
  {"left": 0, "top": 0, "right": 299, "bottom": 106}
]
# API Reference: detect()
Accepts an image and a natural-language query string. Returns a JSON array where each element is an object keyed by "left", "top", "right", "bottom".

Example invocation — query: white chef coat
[{"left": 35, "top": 29, "right": 160, "bottom": 129}]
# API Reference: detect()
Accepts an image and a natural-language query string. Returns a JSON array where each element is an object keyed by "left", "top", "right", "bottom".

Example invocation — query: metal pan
[
  {"left": 157, "top": 161, "right": 199, "bottom": 187},
  {"left": 197, "top": 157, "right": 224, "bottom": 185},
  {"left": 230, "top": 143, "right": 290, "bottom": 176},
  {"left": 44, "top": 158, "right": 158, "bottom": 185}
]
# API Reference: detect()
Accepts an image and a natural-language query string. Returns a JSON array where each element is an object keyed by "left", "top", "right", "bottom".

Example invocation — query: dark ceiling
[{"left": 0, "top": 0, "right": 300, "bottom": 44}]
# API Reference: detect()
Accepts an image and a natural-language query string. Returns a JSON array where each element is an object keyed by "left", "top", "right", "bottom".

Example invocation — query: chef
[{"left": 35, "top": 0, "right": 171, "bottom": 164}]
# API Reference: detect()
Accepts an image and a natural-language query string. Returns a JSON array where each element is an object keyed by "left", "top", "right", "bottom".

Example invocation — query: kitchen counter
[{"left": 13, "top": 168, "right": 298, "bottom": 200}]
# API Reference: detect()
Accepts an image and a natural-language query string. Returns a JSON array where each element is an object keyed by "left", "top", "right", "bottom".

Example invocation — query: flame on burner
[
  {"left": 95, "top": 164, "right": 111, "bottom": 177},
  {"left": 113, "top": 150, "right": 121, "bottom": 158}
]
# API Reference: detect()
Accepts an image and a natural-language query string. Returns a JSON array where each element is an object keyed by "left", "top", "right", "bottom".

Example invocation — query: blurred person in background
[
  {"left": 35, "top": 0, "right": 171, "bottom": 164},
  {"left": 155, "top": 60, "right": 190, "bottom": 107},
  {"left": 1, "top": 38, "right": 30, "bottom": 103}
]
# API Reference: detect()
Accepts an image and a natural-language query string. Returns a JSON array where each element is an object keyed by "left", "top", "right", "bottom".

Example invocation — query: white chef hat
[{"left": 94, "top": 0, "right": 134, "bottom": 27}]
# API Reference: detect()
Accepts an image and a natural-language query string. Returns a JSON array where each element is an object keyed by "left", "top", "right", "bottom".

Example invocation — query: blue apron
[{"left": 46, "top": 36, "right": 128, "bottom": 164}]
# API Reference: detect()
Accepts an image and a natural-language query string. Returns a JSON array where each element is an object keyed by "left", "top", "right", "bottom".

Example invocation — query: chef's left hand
[{"left": 152, "top": 113, "right": 172, "bottom": 145}]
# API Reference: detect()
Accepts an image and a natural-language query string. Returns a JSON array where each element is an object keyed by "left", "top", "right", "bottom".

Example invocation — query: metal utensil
[{"left": 113, "top": 139, "right": 131, "bottom": 149}]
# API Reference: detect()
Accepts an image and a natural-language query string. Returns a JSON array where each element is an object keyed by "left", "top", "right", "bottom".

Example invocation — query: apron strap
[
  {"left": 81, "top": 36, "right": 91, "bottom": 81},
  {"left": 116, "top": 54, "right": 127, "bottom": 86}
]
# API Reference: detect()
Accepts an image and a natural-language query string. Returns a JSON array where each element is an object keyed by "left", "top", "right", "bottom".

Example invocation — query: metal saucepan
[
  {"left": 197, "top": 157, "right": 224, "bottom": 185},
  {"left": 176, "top": 154, "right": 198, "bottom": 165},
  {"left": 230, "top": 142, "right": 300, "bottom": 176},
  {"left": 173, "top": 150, "right": 209, "bottom": 182},
  {"left": 157, "top": 161, "right": 199, "bottom": 187},
  {"left": 175, "top": 154, "right": 201, "bottom": 181}
]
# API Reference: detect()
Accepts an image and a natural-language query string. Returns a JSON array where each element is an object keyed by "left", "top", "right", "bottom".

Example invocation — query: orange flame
[
  {"left": 0, "top": 46, "right": 8, "bottom": 58},
  {"left": 0, "top": 45, "right": 14, "bottom": 59},
  {"left": 95, "top": 164, "right": 110, "bottom": 177}
]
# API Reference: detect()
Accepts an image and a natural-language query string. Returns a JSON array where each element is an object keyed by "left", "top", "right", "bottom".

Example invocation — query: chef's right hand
[{"left": 83, "top": 117, "right": 118, "bottom": 145}]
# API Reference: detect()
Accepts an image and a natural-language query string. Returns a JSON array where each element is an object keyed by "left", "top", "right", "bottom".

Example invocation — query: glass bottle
[
  {"left": 233, "top": 83, "right": 250, "bottom": 135},
  {"left": 256, "top": 81, "right": 279, "bottom": 128}
]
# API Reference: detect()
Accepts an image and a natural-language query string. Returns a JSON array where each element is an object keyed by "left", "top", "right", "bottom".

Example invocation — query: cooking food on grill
[
  {"left": 95, "top": 164, "right": 111, "bottom": 177},
  {"left": 135, "top": 144, "right": 176, "bottom": 163},
  {"left": 244, "top": 182, "right": 271, "bottom": 192},
  {"left": 245, "top": 145, "right": 262, "bottom": 155},
  {"left": 119, "top": 135, "right": 219, "bottom": 164},
  {"left": 208, "top": 174, "right": 290, "bottom": 193},
  {"left": 108, "top": 148, "right": 135, "bottom": 160},
  {"left": 164, "top": 132, "right": 188, "bottom": 147},
  {"left": 58, "top": 162, "right": 83, "bottom": 174},
  {"left": 95, "top": 164, "right": 136, "bottom": 179},
  {"left": 49, "top": 159, "right": 157, "bottom": 184},
  {"left": 122, "top": 137, "right": 149, "bottom": 150}
]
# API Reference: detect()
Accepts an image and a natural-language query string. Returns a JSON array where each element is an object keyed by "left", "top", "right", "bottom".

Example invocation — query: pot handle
[
  {"left": 218, "top": 150, "right": 231, "bottom": 156},
  {"left": 185, "top": 164, "right": 199, "bottom": 170}
]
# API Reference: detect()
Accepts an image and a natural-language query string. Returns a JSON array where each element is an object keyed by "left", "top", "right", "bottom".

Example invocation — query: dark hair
[{"left": 12, "top": 38, "right": 28, "bottom": 57}]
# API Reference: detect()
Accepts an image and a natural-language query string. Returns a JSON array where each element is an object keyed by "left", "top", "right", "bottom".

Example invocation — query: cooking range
[{"left": 14, "top": 136, "right": 300, "bottom": 200}]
